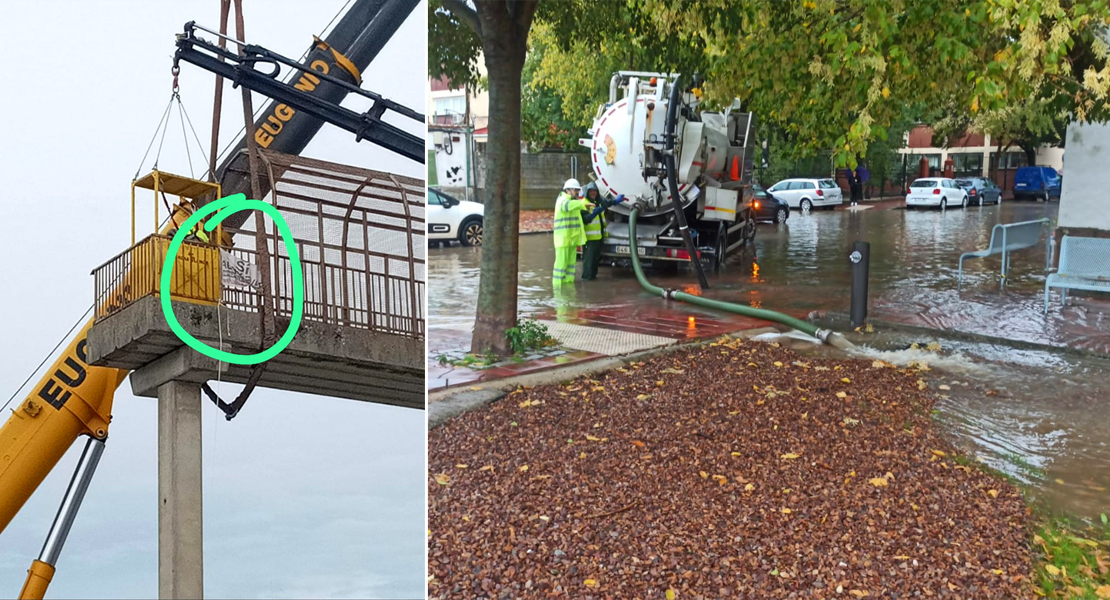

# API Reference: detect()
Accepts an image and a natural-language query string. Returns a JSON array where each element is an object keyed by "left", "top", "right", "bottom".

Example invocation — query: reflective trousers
[
  {"left": 553, "top": 246, "right": 577, "bottom": 285},
  {"left": 582, "top": 239, "right": 603, "bottom": 280}
]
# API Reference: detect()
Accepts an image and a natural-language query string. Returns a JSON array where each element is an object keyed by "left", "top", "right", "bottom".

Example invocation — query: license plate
[{"left": 614, "top": 245, "right": 645, "bottom": 256}]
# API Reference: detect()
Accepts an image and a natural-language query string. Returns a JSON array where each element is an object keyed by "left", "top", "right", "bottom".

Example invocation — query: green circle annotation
[{"left": 160, "top": 193, "right": 304, "bottom": 365}]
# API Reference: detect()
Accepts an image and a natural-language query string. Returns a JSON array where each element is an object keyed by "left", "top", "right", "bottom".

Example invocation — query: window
[
  {"left": 791, "top": 181, "right": 814, "bottom": 190},
  {"left": 952, "top": 152, "right": 983, "bottom": 175},
  {"left": 991, "top": 151, "right": 1028, "bottom": 169},
  {"left": 910, "top": 179, "right": 938, "bottom": 188},
  {"left": 428, "top": 190, "right": 444, "bottom": 206},
  {"left": 818, "top": 180, "right": 838, "bottom": 189},
  {"left": 433, "top": 95, "right": 466, "bottom": 122}
]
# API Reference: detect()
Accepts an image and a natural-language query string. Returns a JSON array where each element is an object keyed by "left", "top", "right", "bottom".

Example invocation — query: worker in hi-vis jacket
[{"left": 552, "top": 179, "right": 592, "bottom": 286}]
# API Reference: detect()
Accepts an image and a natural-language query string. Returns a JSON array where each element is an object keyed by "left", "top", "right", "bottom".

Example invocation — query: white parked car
[
  {"left": 905, "top": 178, "right": 969, "bottom": 210},
  {"left": 428, "top": 187, "right": 484, "bottom": 246},
  {"left": 766, "top": 178, "right": 843, "bottom": 211}
]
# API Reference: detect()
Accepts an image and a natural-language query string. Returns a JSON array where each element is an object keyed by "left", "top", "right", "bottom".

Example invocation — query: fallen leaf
[
  {"left": 781, "top": 507, "right": 792, "bottom": 514},
  {"left": 1045, "top": 564, "right": 1061, "bottom": 576},
  {"left": 699, "top": 471, "right": 709, "bottom": 479},
  {"left": 774, "top": 361, "right": 784, "bottom": 367},
  {"left": 584, "top": 578, "right": 599, "bottom": 588},
  {"left": 636, "top": 394, "right": 650, "bottom": 401},
  {"left": 939, "top": 384, "right": 951, "bottom": 391},
  {"left": 836, "top": 391, "right": 848, "bottom": 399},
  {"left": 841, "top": 377, "right": 851, "bottom": 383},
  {"left": 781, "top": 453, "right": 801, "bottom": 460},
  {"left": 931, "top": 449, "right": 947, "bottom": 457},
  {"left": 849, "top": 591, "right": 869, "bottom": 598},
  {"left": 917, "top": 379, "right": 927, "bottom": 390},
  {"left": 744, "top": 483, "right": 755, "bottom": 491},
  {"left": 631, "top": 440, "right": 646, "bottom": 448},
  {"left": 479, "top": 465, "right": 494, "bottom": 472},
  {"left": 434, "top": 474, "right": 450, "bottom": 485},
  {"left": 987, "top": 489, "right": 999, "bottom": 498},
  {"left": 666, "top": 589, "right": 677, "bottom": 600},
  {"left": 455, "top": 464, "right": 468, "bottom": 469},
  {"left": 469, "top": 386, "right": 483, "bottom": 391},
  {"left": 1095, "top": 584, "right": 1110, "bottom": 598},
  {"left": 518, "top": 465, "right": 529, "bottom": 472},
  {"left": 869, "top": 477, "right": 889, "bottom": 487},
  {"left": 730, "top": 451, "right": 742, "bottom": 457}
]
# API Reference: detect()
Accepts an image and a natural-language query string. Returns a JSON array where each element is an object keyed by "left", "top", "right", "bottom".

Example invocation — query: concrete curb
[{"left": 428, "top": 326, "right": 781, "bottom": 429}]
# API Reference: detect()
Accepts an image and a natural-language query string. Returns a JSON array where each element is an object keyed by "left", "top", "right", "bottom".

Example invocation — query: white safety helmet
[{"left": 563, "top": 178, "right": 581, "bottom": 192}]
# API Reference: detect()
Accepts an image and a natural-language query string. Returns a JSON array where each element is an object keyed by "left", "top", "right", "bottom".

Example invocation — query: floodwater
[{"left": 429, "top": 200, "right": 1110, "bottom": 521}]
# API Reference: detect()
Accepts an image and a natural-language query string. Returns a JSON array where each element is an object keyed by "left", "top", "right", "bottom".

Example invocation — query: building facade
[
  {"left": 426, "top": 65, "right": 489, "bottom": 198},
  {"left": 897, "top": 125, "right": 1063, "bottom": 191}
]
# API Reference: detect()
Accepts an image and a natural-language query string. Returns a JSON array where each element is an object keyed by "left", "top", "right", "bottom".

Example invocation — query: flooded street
[{"left": 430, "top": 201, "right": 1110, "bottom": 520}]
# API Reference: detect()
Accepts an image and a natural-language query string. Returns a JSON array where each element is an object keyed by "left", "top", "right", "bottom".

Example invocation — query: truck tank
[{"left": 579, "top": 72, "right": 760, "bottom": 268}]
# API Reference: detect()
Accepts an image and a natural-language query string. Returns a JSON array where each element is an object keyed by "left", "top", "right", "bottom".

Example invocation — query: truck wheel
[
  {"left": 458, "top": 218, "right": 483, "bottom": 246},
  {"left": 743, "top": 210, "right": 758, "bottom": 244}
]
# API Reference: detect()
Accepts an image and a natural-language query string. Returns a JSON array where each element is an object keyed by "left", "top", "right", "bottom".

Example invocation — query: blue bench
[
  {"left": 958, "top": 219, "right": 1050, "bottom": 290},
  {"left": 1044, "top": 236, "right": 1110, "bottom": 313}
]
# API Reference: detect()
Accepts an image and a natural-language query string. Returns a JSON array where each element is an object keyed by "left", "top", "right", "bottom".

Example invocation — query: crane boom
[{"left": 0, "top": 1, "right": 416, "bottom": 596}]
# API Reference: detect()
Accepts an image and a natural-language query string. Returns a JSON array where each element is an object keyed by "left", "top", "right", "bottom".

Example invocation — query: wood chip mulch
[{"left": 428, "top": 337, "right": 1033, "bottom": 599}]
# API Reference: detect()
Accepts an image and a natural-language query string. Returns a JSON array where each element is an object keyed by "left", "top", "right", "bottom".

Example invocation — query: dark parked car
[
  {"left": 955, "top": 177, "right": 1002, "bottom": 205},
  {"left": 1012, "top": 165, "right": 1061, "bottom": 201},
  {"left": 751, "top": 184, "right": 790, "bottom": 223}
]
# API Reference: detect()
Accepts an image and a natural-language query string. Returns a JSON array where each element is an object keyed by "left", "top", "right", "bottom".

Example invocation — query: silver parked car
[
  {"left": 956, "top": 177, "right": 1002, "bottom": 206},
  {"left": 766, "top": 178, "right": 843, "bottom": 211}
]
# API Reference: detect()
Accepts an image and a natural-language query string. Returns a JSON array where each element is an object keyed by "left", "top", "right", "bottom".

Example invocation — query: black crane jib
[{"left": 175, "top": 21, "right": 423, "bottom": 164}]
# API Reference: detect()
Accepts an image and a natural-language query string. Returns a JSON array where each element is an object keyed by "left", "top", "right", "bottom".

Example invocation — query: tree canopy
[{"left": 649, "top": 0, "right": 1109, "bottom": 166}]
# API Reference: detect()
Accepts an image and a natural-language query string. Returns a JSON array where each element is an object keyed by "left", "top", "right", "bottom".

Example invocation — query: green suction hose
[{"left": 627, "top": 206, "right": 852, "bottom": 349}]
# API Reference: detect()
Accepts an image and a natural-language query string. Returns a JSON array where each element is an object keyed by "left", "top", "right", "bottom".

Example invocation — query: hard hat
[{"left": 563, "top": 178, "right": 581, "bottom": 191}]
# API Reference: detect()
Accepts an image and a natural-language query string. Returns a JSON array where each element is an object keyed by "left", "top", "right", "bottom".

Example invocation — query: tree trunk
[
  {"left": 469, "top": 2, "right": 532, "bottom": 357},
  {"left": 1019, "top": 142, "right": 1037, "bottom": 167}
]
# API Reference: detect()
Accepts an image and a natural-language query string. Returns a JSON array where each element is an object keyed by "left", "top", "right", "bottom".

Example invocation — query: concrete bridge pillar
[{"left": 157, "top": 380, "right": 203, "bottom": 599}]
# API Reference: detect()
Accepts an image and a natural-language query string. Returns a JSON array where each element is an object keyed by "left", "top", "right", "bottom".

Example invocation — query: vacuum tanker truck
[{"left": 580, "top": 72, "right": 761, "bottom": 271}]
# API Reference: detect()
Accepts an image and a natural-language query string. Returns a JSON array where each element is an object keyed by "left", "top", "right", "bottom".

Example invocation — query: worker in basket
[
  {"left": 552, "top": 178, "right": 593, "bottom": 286},
  {"left": 580, "top": 183, "right": 626, "bottom": 281},
  {"left": 167, "top": 201, "right": 212, "bottom": 244}
]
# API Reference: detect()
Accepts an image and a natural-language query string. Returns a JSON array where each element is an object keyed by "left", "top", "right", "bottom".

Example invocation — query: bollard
[{"left": 849, "top": 241, "right": 870, "bottom": 328}]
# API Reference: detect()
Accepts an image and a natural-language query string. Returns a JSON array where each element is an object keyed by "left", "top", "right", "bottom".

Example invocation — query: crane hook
[{"left": 171, "top": 65, "right": 181, "bottom": 93}]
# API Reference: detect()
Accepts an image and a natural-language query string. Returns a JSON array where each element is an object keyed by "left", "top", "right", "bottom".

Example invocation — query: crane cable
[
  {"left": 134, "top": 67, "right": 214, "bottom": 182},
  {"left": 1, "top": 305, "right": 94, "bottom": 415}
]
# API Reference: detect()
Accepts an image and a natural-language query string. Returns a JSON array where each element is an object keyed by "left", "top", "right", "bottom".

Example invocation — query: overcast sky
[{"left": 0, "top": 1, "right": 425, "bottom": 598}]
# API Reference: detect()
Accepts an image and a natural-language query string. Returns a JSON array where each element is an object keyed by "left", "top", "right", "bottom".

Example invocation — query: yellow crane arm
[
  {"left": 1, "top": 198, "right": 215, "bottom": 599},
  {"left": 0, "top": 320, "right": 127, "bottom": 598}
]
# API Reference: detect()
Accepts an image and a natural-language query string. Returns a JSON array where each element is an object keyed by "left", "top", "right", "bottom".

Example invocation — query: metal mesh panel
[{"left": 236, "top": 150, "right": 425, "bottom": 338}]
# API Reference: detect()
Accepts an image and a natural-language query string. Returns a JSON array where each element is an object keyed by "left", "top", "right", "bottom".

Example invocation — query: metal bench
[
  {"left": 1044, "top": 236, "right": 1110, "bottom": 313},
  {"left": 958, "top": 219, "right": 1050, "bottom": 290}
]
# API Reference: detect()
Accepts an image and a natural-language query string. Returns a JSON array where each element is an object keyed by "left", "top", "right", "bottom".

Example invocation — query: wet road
[
  {"left": 432, "top": 201, "right": 1108, "bottom": 353},
  {"left": 430, "top": 200, "right": 1110, "bottom": 521}
]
